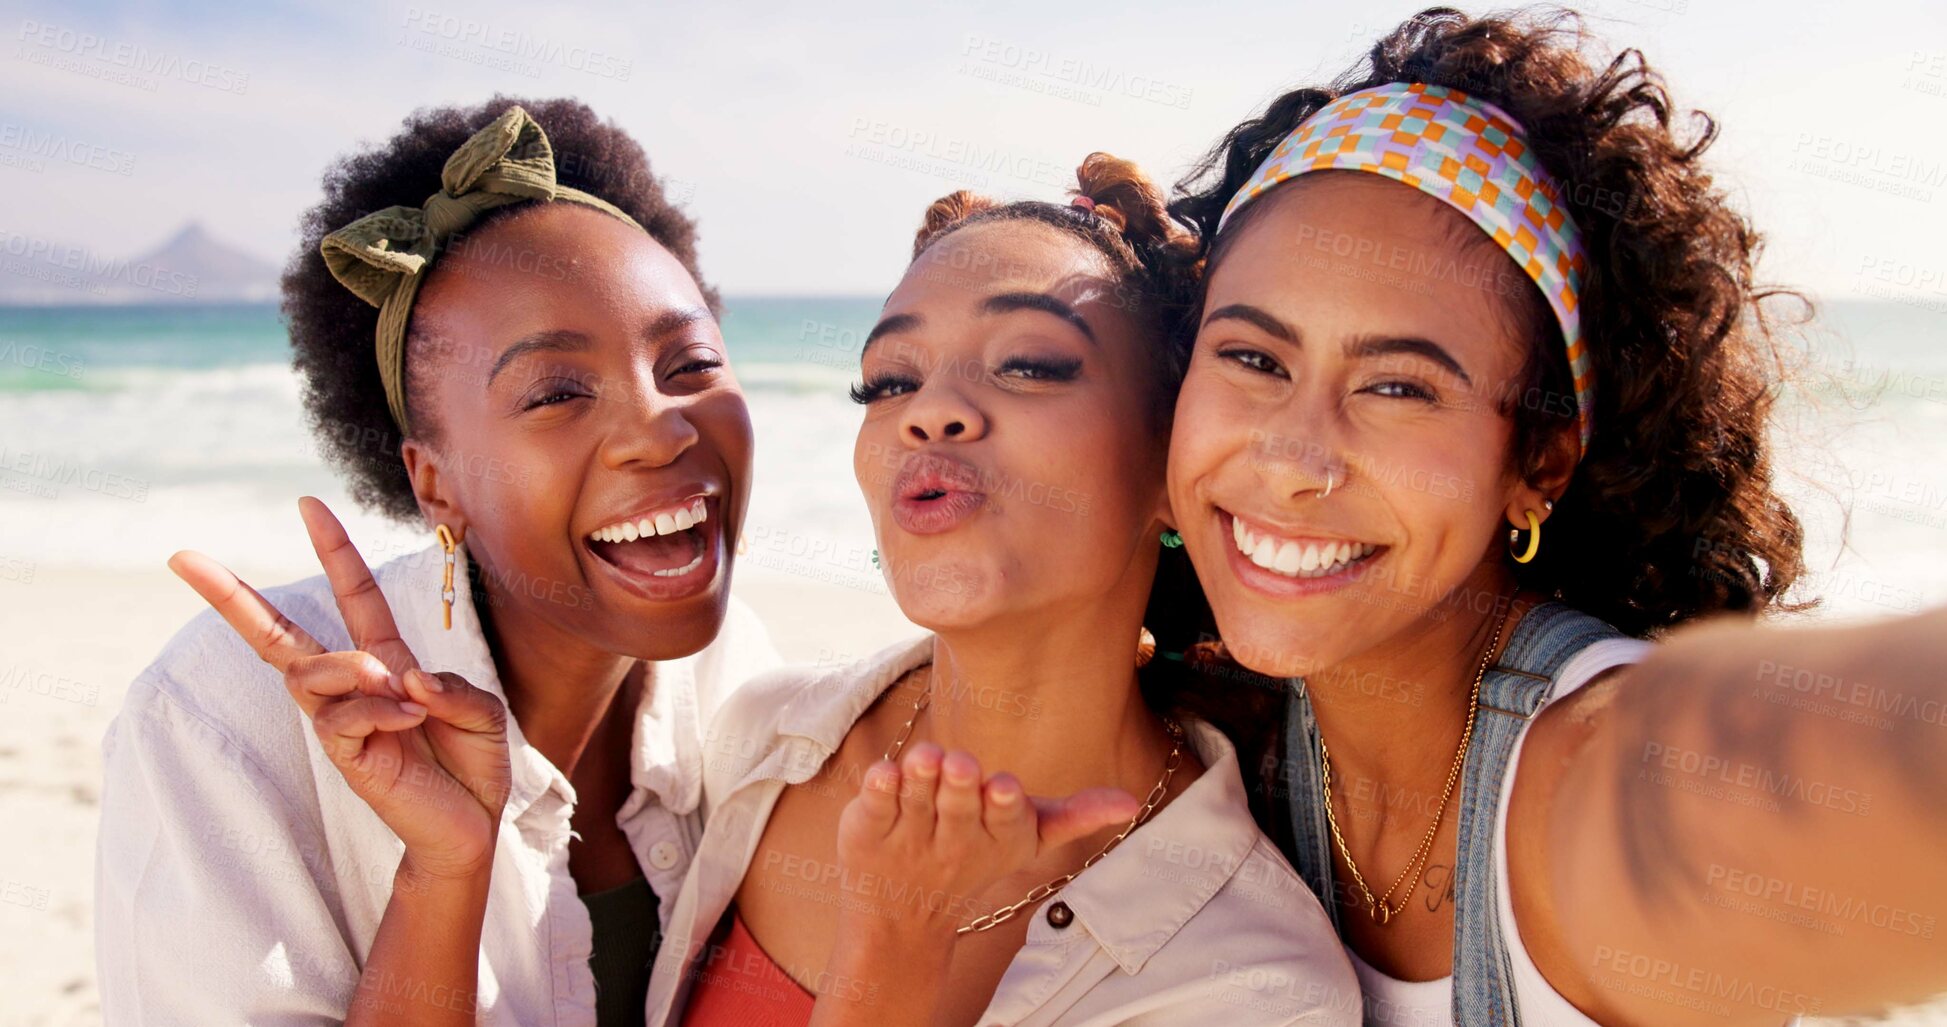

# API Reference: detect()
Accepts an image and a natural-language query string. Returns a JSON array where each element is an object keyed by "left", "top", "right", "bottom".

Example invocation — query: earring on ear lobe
[
  {"left": 1136, "top": 626, "right": 1157, "bottom": 667},
  {"left": 1508, "top": 499, "right": 1552, "bottom": 565},
  {"left": 435, "top": 523, "right": 459, "bottom": 629},
  {"left": 1160, "top": 529, "right": 1183, "bottom": 548}
]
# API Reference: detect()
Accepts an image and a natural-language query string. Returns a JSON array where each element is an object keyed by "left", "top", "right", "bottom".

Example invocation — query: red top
[{"left": 678, "top": 907, "right": 816, "bottom": 1026}]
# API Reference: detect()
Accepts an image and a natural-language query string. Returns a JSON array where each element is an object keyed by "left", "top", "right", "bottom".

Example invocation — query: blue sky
[{"left": 5, "top": 0, "right": 1946, "bottom": 301}]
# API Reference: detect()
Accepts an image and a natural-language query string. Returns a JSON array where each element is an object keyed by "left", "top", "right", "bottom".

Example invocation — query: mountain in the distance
[{"left": 0, "top": 222, "right": 281, "bottom": 305}]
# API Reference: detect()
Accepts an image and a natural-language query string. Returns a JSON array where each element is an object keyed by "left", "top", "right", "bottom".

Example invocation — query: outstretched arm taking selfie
[{"left": 1514, "top": 605, "right": 1947, "bottom": 1025}]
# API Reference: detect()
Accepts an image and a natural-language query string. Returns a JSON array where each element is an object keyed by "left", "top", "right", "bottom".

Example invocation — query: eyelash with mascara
[{"left": 847, "top": 356, "right": 1081, "bottom": 405}]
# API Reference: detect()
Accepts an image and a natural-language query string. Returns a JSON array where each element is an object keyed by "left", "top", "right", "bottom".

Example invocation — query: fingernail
[
  {"left": 400, "top": 701, "right": 428, "bottom": 716},
  {"left": 413, "top": 670, "right": 443, "bottom": 693}
]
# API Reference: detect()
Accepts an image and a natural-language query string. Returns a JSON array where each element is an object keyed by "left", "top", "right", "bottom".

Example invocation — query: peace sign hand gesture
[{"left": 168, "top": 496, "right": 511, "bottom": 881}]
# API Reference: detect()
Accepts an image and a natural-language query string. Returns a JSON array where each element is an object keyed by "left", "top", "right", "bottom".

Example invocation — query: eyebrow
[
  {"left": 488, "top": 329, "right": 589, "bottom": 384},
  {"left": 1203, "top": 304, "right": 1474, "bottom": 384},
  {"left": 977, "top": 291, "right": 1095, "bottom": 344},
  {"left": 1347, "top": 334, "right": 1473, "bottom": 386},
  {"left": 861, "top": 312, "right": 922, "bottom": 356},
  {"left": 1202, "top": 303, "right": 1295, "bottom": 343},
  {"left": 486, "top": 306, "right": 715, "bottom": 385},
  {"left": 861, "top": 291, "right": 1100, "bottom": 359},
  {"left": 647, "top": 305, "right": 714, "bottom": 340}
]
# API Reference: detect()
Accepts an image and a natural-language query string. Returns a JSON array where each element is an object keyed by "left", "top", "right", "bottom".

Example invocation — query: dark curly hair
[
  {"left": 282, "top": 95, "right": 715, "bottom": 523},
  {"left": 1170, "top": 6, "right": 1811, "bottom": 638}
]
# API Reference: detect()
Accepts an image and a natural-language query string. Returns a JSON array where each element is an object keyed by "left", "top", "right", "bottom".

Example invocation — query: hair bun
[
  {"left": 1071, "top": 152, "right": 1195, "bottom": 257},
  {"left": 912, "top": 189, "right": 999, "bottom": 258}
]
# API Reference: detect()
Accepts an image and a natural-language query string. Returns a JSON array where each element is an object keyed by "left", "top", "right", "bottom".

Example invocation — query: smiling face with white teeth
[
  {"left": 400, "top": 202, "right": 752, "bottom": 663},
  {"left": 1168, "top": 174, "right": 1576, "bottom": 678}
]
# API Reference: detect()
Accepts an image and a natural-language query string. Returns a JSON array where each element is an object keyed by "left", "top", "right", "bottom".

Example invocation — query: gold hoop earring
[
  {"left": 435, "top": 524, "right": 459, "bottom": 629},
  {"left": 1508, "top": 500, "right": 1551, "bottom": 565}
]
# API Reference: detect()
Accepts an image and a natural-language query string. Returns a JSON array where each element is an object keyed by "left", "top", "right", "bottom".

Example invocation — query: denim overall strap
[
  {"left": 1278, "top": 603, "right": 1625, "bottom": 1023},
  {"left": 1448, "top": 601, "right": 1625, "bottom": 1026},
  {"left": 1281, "top": 684, "right": 1341, "bottom": 932}
]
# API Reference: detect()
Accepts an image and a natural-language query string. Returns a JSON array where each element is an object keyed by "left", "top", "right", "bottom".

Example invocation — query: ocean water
[{"left": 0, "top": 298, "right": 1941, "bottom": 623}]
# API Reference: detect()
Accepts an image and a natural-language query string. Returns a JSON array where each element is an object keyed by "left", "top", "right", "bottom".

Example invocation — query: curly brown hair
[
  {"left": 1170, "top": 6, "right": 1810, "bottom": 638},
  {"left": 282, "top": 95, "right": 715, "bottom": 523}
]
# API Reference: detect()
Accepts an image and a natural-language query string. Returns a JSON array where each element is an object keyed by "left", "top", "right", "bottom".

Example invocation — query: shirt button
[
  {"left": 1045, "top": 901, "right": 1073, "bottom": 929},
  {"left": 648, "top": 841, "right": 680, "bottom": 870}
]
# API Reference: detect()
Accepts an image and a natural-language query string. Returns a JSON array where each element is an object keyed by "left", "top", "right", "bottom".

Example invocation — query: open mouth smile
[
  {"left": 583, "top": 494, "right": 721, "bottom": 600},
  {"left": 1219, "top": 507, "right": 1387, "bottom": 597}
]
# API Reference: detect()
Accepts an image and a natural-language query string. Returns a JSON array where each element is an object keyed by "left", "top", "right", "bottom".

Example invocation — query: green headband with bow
[{"left": 320, "top": 105, "right": 642, "bottom": 433}]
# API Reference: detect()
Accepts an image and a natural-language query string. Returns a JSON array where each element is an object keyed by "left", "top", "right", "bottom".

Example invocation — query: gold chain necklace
[
  {"left": 882, "top": 663, "right": 1184, "bottom": 935},
  {"left": 1319, "top": 605, "right": 1512, "bottom": 925}
]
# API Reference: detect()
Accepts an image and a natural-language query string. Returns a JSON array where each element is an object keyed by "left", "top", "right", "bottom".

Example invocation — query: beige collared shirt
[
  {"left": 645, "top": 633, "right": 1360, "bottom": 1026},
  {"left": 95, "top": 541, "right": 781, "bottom": 1025}
]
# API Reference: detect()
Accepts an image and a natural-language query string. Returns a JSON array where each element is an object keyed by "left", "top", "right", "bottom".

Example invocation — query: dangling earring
[
  {"left": 435, "top": 523, "right": 459, "bottom": 629},
  {"left": 1508, "top": 499, "right": 1553, "bottom": 565},
  {"left": 870, "top": 548, "right": 880, "bottom": 568},
  {"left": 1136, "top": 626, "right": 1157, "bottom": 667},
  {"left": 1159, "top": 529, "right": 1183, "bottom": 548}
]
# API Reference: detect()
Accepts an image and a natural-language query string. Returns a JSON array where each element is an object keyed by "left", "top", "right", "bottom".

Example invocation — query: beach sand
[{"left": 1, "top": 566, "right": 1939, "bottom": 1026}]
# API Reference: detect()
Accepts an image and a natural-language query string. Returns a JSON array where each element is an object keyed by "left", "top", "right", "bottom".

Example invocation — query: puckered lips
[
  {"left": 890, "top": 451, "right": 989, "bottom": 536},
  {"left": 582, "top": 484, "right": 722, "bottom": 601},
  {"left": 1217, "top": 506, "right": 1387, "bottom": 599}
]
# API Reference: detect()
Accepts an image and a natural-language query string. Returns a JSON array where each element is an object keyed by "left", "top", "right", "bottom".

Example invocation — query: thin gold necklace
[
  {"left": 882, "top": 663, "right": 1184, "bottom": 934},
  {"left": 1319, "top": 605, "right": 1512, "bottom": 925}
]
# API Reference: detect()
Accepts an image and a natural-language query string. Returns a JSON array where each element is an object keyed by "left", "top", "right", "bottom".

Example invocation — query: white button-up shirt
[
  {"left": 94, "top": 541, "right": 780, "bottom": 1025},
  {"left": 645, "top": 633, "right": 1360, "bottom": 1026}
]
